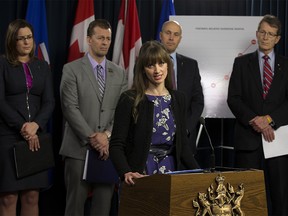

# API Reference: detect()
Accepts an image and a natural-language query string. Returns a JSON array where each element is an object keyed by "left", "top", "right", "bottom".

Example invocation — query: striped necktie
[
  {"left": 96, "top": 65, "right": 105, "bottom": 99},
  {"left": 262, "top": 55, "right": 273, "bottom": 99}
]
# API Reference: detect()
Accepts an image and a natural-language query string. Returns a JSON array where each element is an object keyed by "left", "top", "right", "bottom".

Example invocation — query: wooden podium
[{"left": 118, "top": 169, "right": 267, "bottom": 215}]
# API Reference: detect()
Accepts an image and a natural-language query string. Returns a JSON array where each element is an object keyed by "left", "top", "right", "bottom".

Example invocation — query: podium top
[
  {"left": 166, "top": 167, "right": 256, "bottom": 175},
  {"left": 166, "top": 168, "right": 204, "bottom": 174}
]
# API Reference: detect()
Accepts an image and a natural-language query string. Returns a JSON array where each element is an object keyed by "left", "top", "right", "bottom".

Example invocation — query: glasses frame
[
  {"left": 257, "top": 30, "right": 278, "bottom": 39},
  {"left": 16, "top": 34, "right": 33, "bottom": 42}
]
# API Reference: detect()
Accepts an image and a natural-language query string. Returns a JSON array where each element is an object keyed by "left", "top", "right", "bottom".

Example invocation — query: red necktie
[{"left": 263, "top": 55, "right": 273, "bottom": 99}]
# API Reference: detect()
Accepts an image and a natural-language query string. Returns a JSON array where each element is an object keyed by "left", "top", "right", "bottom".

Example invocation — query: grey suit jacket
[{"left": 59, "top": 54, "right": 128, "bottom": 160}]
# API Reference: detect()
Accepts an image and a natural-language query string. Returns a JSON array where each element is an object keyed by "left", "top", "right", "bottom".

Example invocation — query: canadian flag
[
  {"left": 112, "top": 0, "right": 142, "bottom": 88},
  {"left": 67, "top": 0, "right": 95, "bottom": 62}
]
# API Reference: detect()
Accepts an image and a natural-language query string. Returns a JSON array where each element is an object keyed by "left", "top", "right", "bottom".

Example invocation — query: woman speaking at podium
[{"left": 110, "top": 40, "right": 199, "bottom": 186}]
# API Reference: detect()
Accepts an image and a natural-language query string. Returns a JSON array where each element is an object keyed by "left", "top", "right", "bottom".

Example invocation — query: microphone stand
[
  {"left": 196, "top": 124, "right": 203, "bottom": 148},
  {"left": 199, "top": 117, "right": 215, "bottom": 172}
]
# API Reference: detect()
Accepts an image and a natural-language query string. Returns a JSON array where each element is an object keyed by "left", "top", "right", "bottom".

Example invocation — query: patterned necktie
[
  {"left": 96, "top": 65, "right": 105, "bottom": 99},
  {"left": 262, "top": 55, "right": 273, "bottom": 99},
  {"left": 170, "top": 55, "right": 177, "bottom": 90}
]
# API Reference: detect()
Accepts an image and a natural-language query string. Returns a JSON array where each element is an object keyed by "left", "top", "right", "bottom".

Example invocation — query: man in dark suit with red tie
[
  {"left": 159, "top": 20, "right": 204, "bottom": 156},
  {"left": 227, "top": 14, "right": 288, "bottom": 215}
]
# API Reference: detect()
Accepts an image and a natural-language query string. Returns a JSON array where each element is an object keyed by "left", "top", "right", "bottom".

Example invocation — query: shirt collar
[
  {"left": 257, "top": 49, "right": 275, "bottom": 60},
  {"left": 170, "top": 52, "right": 177, "bottom": 60},
  {"left": 87, "top": 53, "right": 106, "bottom": 70}
]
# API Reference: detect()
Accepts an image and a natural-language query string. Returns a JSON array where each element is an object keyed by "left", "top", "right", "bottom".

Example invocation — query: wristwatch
[
  {"left": 266, "top": 115, "right": 275, "bottom": 128},
  {"left": 104, "top": 130, "right": 111, "bottom": 140},
  {"left": 269, "top": 120, "right": 276, "bottom": 128}
]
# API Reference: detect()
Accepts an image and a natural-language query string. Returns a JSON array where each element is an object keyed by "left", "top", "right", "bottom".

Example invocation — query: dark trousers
[{"left": 235, "top": 148, "right": 288, "bottom": 216}]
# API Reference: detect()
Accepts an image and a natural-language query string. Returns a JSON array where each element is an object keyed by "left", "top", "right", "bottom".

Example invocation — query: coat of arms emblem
[{"left": 193, "top": 174, "right": 245, "bottom": 216}]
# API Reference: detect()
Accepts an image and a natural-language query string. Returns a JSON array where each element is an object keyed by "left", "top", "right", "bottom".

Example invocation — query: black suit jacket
[
  {"left": 0, "top": 56, "right": 55, "bottom": 136},
  {"left": 176, "top": 53, "right": 204, "bottom": 153},
  {"left": 227, "top": 51, "right": 288, "bottom": 151}
]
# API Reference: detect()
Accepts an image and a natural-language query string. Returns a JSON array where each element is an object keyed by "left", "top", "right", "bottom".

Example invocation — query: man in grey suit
[
  {"left": 160, "top": 20, "right": 204, "bottom": 155},
  {"left": 59, "top": 19, "right": 128, "bottom": 215}
]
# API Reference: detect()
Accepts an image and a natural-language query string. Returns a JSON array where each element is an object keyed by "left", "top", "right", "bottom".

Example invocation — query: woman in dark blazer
[
  {"left": 109, "top": 41, "right": 199, "bottom": 186},
  {"left": 0, "top": 19, "right": 54, "bottom": 215}
]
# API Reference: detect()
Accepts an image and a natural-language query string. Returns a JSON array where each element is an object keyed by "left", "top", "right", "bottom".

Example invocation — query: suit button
[{"left": 98, "top": 126, "right": 101, "bottom": 129}]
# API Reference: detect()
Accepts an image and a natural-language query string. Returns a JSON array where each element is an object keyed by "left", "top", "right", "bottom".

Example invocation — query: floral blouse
[{"left": 145, "top": 94, "right": 176, "bottom": 175}]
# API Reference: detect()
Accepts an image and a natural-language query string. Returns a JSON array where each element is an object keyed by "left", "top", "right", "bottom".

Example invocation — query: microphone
[{"left": 199, "top": 117, "right": 215, "bottom": 171}]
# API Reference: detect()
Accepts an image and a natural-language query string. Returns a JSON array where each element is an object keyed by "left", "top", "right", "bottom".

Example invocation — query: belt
[{"left": 149, "top": 144, "right": 174, "bottom": 161}]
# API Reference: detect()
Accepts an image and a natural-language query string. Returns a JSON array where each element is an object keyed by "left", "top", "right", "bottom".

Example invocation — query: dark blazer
[
  {"left": 0, "top": 56, "right": 55, "bottom": 136},
  {"left": 109, "top": 89, "right": 199, "bottom": 179},
  {"left": 227, "top": 51, "right": 288, "bottom": 151},
  {"left": 176, "top": 53, "right": 204, "bottom": 152},
  {"left": 0, "top": 56, "right": 55, "bottom": 193}
]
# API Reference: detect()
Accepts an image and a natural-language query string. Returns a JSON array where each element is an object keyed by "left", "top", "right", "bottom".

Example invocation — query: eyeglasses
[
  {"left": 257, "top": 30, "right": 278, "bottom": 38},
  {"left": 16, "top": 34, "right": 33, "bottom": 42}
]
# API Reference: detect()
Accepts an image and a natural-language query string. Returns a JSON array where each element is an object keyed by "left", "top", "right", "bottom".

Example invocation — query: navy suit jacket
[
  {"left": 227, "top": 51, "right": 288, "bottom": 151},
  {"left": 0, "top": 56, "right": 55, "bottom": 136},
  {"left": 176, "top": 53, "right": 204, "bottom": 153}
]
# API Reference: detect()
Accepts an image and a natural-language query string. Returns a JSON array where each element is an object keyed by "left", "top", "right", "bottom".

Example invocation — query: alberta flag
[
  {"left": 26, "top": 0, "right": 50, "bottom": 64},
  {"left": 112, "top": 0, "right": 142, "bottom": 88},
  {"left": 156, "top": 0, "right": 176, "bottom": 41}
]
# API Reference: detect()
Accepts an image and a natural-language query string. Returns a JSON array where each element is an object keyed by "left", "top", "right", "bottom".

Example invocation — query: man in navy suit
[
  {"left": 227, "top": 14, "right": 288, "bottom": 215},
  {"left": 160, "top": 20, "right": 204, "bottom": 155}
]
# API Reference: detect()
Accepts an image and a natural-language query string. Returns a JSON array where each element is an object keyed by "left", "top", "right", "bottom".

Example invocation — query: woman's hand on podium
[{"left": 124, "top": 172, "right": 147, "bottom": 186}]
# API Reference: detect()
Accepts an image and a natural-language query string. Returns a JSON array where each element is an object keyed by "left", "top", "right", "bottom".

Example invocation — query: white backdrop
[{"left": 171, "top": 16, "right": 262, "bottom": 118}]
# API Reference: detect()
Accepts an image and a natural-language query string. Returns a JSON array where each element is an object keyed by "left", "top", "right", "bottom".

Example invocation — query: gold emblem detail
[{"left": 193, "top": 174, "right": 245, "bottom": 216}]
